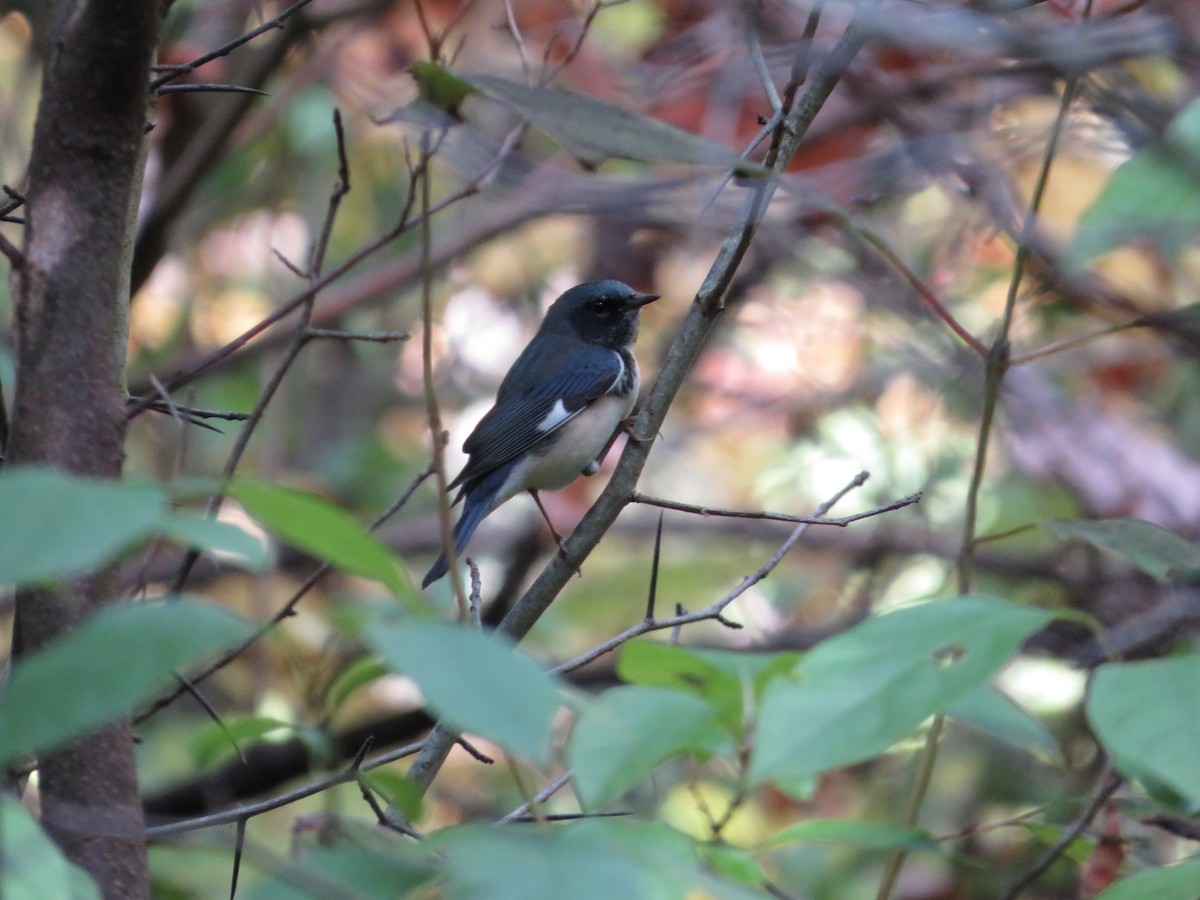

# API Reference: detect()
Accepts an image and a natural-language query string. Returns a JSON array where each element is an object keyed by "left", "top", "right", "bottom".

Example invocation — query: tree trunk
[{"left": 8, "top": 1, "right": 163, "bottom": 895}]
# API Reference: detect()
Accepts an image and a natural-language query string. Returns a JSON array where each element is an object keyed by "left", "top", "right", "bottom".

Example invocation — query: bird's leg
[
  {"left": 529, "top": 489, "right": 567, "bottom": 550},
  {"left": 528, "top": 490, "right": 583, "bottom": 578}
]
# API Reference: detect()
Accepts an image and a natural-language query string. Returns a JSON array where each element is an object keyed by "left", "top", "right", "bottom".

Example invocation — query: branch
[
  {"left": 556, "top": 472, "right": 877, "bottom": 674},
  {"left": 630, "top": 490, "right": 922, "bottom": 527},
  {"left": 149, "top": 0, "right": 318, "bottom": 91},
  {"left": 405, "top": 11, "right": 876, "bottom": 793},
  {"left": 1000, "top": 771, "right": 1121, "bottom": 900}
]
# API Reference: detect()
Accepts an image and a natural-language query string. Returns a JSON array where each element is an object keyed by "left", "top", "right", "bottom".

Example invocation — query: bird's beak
[{"left": 629, "top": 292, "right": 660, "bottom": 308}]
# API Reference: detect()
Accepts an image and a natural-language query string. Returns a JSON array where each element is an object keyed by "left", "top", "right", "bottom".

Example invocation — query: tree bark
[{"left": 8, "top": 1, "right": 163, "bottom": 895}]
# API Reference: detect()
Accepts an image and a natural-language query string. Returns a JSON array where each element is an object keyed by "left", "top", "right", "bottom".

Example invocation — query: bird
[{"left": 422, "top": 280, "right": 659, "bottom": 587}]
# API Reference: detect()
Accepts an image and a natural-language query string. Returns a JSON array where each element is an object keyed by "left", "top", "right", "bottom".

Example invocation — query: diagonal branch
[{"left": 405, "top": 8, "right": 876, "bottom": 794}]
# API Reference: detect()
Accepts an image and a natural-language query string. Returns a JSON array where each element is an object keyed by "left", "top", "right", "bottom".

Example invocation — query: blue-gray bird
[{"left": 422, "top": 280, "right": 658, "bottom": 587}]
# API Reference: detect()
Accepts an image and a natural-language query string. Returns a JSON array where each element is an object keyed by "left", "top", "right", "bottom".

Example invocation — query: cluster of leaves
[{"left": 4, "top": 469, "right": 1200, "bottom": 897}]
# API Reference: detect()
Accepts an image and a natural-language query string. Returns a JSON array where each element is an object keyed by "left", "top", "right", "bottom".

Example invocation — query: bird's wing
[{"left": 450, "top": 343, "right": 624, "bottom": 490}]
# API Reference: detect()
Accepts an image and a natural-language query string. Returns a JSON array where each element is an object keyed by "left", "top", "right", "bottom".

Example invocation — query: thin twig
[
  {"left": 0, "top": 231, "right": 23, "bottom": 268},
  {"left": 877, "top": 7, "right": 1093, "bottom": 896},
  {"left": 139, "top": 466, "right": 434, "bottom": 721},
  {"left": 157, "top": 84, "right": 268, "bottom": 96},
  {"left": 126, "top": 123, "right": 502, "bottom": 417},
  {"left": 1000, "top": 771, "right": 1121, "bottom": 900},
  {"left": 144, "top": 738, "right": 428, "bottom": 839},
  {"left": 555, "top": 472, "right": 874, "bottom": 675},
  {"left": 499, "top": 771, "right": 574, "bottom": 823},
  {"left": 303, "top": 328, "right": 409, "bottom": 343},
  {"left": 630, "top": 490, "right": 922, "bottom": 527},
  {"left": 150, "top": 0, "right": 318, "bottom": 91}
]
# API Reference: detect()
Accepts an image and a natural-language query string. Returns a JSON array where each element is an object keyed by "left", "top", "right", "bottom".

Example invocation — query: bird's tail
[{"left": 421, "top": 476, "right": 502, "bottom": 588}]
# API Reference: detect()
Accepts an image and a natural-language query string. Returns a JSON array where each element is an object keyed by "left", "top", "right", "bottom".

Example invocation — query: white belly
[{"left": 525, "top": 393, "right": 634, "bottom": 490}]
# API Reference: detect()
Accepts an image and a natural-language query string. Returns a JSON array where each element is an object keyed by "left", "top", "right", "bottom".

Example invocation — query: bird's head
[{"left": 546, "top": 280, "right": 659, "bottom": 349}]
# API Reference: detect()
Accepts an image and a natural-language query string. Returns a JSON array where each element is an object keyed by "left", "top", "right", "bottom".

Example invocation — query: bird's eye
[{"left": 591, "top": 297, "right": 616, "bottom": 314}]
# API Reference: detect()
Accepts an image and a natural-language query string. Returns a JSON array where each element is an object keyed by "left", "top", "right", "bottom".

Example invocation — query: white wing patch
[{"left": 536, "top": 399, "right": 572, "bottom": 433}]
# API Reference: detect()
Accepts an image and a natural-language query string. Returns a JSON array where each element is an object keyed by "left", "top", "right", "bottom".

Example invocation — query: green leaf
[
  {"left": 617, "top": 642, "right": 800, "bottom": 735},
  {"left": 249, "top": 819, "right": 434, "bottom": 899},
  {"left": 431, "top": 824, "right": 644, "bottom": 900},
  {"left": 767, "top": 819, "right": 939, "bottom": 853},
  {"left": 569, "top": 686, "right": 724, "bottom": 808},
  {"left": 1044, "top": 518, "right": 1200, "bottom": 582},
  {"left": 0, "top": 467, "right": 164, "bottom": 586},
  {"left": 189, "top": 716, "right": 294, "bottom": 770},
  {"left": 324, "top": 653, "right": 391, "bottom": 714},
  {"left": 358, "top": 770, "right": 423, "bottom": 823},
  {"left": 366, "top": 620, "right": 562, "bottom": 764},
  {"left": 749, "top": 596, "right": 1051, "bottom": 788},
  {"left": 0, "top": 600, "right": 251, "bottom": 766},
  {"left": 1067, "top": 98, "right": 1200, "bottom": 265},
  {"left": 946, "top": 684, "right": 1063, "bottom": 763},
  {"left": 697, "top": 843, "right": 767, "bottom": 888},
  {"left": 159, "top": 513, "right": 270, "bottom": 572},
  {"left": 463, "top": 73, "right": 737, "bottom": 168},
  {"left": 1089, "top": 655, "right": 1200, "bottom": 807},
  {"left": 409, "top": 61, "right": 475, "bottom": 114},
  {"left": 1094, "top": 857, "right": 1200, "bottom": 900},
  {"left": 1021, "top": 822, "right": 1093, "bottom": 864},
  {"left": 229, "top": 480, "right": 420, "bottom": 609},
  {"left": 428, "top": 820, "right": 762, "bottom": 900},
  {"left": 0, "top": 795, "right": 99, "bottom": 900}
]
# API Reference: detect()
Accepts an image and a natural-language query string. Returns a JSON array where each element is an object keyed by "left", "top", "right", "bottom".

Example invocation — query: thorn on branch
[{"left": 645, "top": 511, "right": 664, "bottom": 622}]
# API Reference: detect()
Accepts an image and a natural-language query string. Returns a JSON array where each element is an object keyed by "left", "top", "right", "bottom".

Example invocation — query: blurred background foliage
[{"left": 4, "top": 0, "right": 1200, "bottom": 897}]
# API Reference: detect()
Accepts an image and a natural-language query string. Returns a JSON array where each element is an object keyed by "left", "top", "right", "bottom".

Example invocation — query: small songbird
[{"left": 422, "top": 280, "right": 659, "bottom": 587}]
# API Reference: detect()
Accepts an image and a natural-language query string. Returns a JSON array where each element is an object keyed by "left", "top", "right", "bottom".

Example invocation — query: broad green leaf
[
  {"left": 569, "top": 686, "right": 724, "bottom": 808},
  {"left": 0, "top": 600, "right": 251, "bottom": 766},
  {"left": 1089, "top": 656, "right": 1200, "bottom": 806},
  {"left": 698, "top": 844, "right": 768, "bottom": 888},
  {"left": 1044, "top": 518, "right": 1200, "bottom": 582},
  {"left": 249, "top": 819, "right": 434, "bottom": 899},
  {"left": 946, "top": 684, "right": 1062, "bottom": 762},
  {"left": 767, "top": 819, "right": 939, "bottom": 853},
  {"left": 617, "top": 642, "right": 800, "bottom": 735},
  {"left": 159, "top": 513, "right": 270, "bottom": 572},
  {"left": 430, "top": 825, "right": 644, "bottom": 900},
  {"left": 229, "top": 480, "right": 420, "bottom": 609},
  {"left": 428, "top": 820, "right": 761, "bottom": 900},
  {"left": 0, "top": 795, "right": 99, "bottom": 900},
  {"left": 1068, "top": 98, "right": 1200, "bottom": 265},
  {"left": 1094, "top": 858, "right": 1200, "bottom": 900},
  {"left": 367, "top": 620, "right": 561, "bottom": 764},
  {"left": 465, "top": 73, "right": 736, "bottom": 167},
  {"left": 749, "top": 596, "right": 1051, "bottom": 788},
  {"left": 0, "top": 467, "right": 164, "bottom": 586}
]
